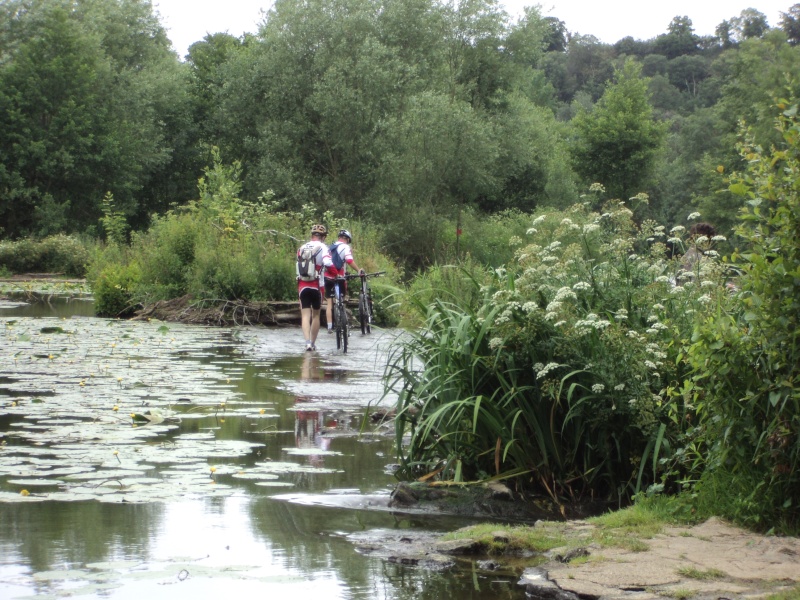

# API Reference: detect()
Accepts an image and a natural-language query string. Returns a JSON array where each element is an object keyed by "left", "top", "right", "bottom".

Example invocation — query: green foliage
[
  {"left": 571, "top": 59, "right": 667, "bottom": 201},
  {"left": 0, "top": 235, "right": 89, "bottom": 276},
  {"left": 87, "top": 152, "right": 400, "bottom": 309},
  {"left": 0, "top": 0, "right": 197, "bottom": 238},
  {"left": 686, "top": 102, "right": 800, "bottom": 532},
  {"left": 386, "top": 202, "right": 727, "bottom": 503},
  {"left": 92, "top": 260, "right": 142, "bottom": 317},
  {"left": 100, "top": 192, "right": 129, "bottom": 245}
]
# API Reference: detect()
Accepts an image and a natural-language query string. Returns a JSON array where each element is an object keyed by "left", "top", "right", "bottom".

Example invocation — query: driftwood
[{"left": 132, "top": 294, "right": 355, "bottom": 327}]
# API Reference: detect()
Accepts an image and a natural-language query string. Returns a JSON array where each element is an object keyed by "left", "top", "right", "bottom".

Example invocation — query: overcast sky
[{"left": 154, "top": 0, "right": 794, "bottom": 59}]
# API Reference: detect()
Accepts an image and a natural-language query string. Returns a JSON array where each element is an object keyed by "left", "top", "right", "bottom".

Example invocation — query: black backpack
[{"left": 297, "top": 245, "right": 321, "bottom": 281}]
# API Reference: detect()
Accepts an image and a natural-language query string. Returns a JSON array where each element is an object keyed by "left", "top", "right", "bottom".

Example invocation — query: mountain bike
[
  {"left": 332, "top": 276, "right": 349, "bottom": 353},
  {"left": 348, "top": 271, "right": 385, "bottom": 335}
]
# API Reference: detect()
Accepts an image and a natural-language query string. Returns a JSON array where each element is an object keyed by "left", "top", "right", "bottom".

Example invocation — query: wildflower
[
  {"left": 554, "top": 320, "right": 566, "bottom": 327},
  {"left": 614, "top": 384, "right": 626, "bottom": 391},
  {"left": 701, "top": 280, "right": 716, "bottom": 288},
  {"left": 592, "top": 384, "right": 605, "bottom": 393},
  {"left": 573, "top": 281, "right": 591, "bottom": 291},
  {"left": 545, "top": 312, "right": 559, "bottom": 321},
  {"left": 711, "top": 235, "right": 727, "bottom": 242},
  {"left": 698, "top": 294, "right": 712, "bottom": 304},
  {"left": 704, "top": 250, "right": 720, "bottom": 258},
  {"left": 535, "top": 362, "right": 561, "bottom": 379},
  {"left": 670, "top": 286, "right": 685, "bottom": 295},
  {"left": 589, "top": 183, "right": 606, "bottom": 193},
  {"left": 546, "top": 300, "right": 563, "bottom": 312},
  {"left": 561, "top": 218, "right": 573, "bottom": 226},
  {"left": 553, "top": 287, "right": 577, "bottom": 302},
  {"left": 644, "top": 360, "right": 658, "bottom": 370},
  {"left": 667, "top": 237, "right": 682, "bottom": 245},
  {"left": 655, "top": 275, "right": 671, "bottom": 283},
  {"left": 522, "top": 301, "right": 538, "bottom": 313},
  {"left": 526, "top": 228, "right": 538, "bottom": 235},
  {"left": 670, "top": 225, "right": 685, "bottom": 234},
  {"left": 509, "top": 236, "right": 522, "bottom": 246},
  {"left": 583, "top": 223, "right": 600, "bottom": 234},
  {"left": 652, "top": 303, "right": 665, "bottom": 311},
  {"left": 694, "top": 235, "right": 709, "bottom": 245},
  {"left": 687, "top": 212, "right": 701, "bottom": 220},
  {"left": 533, "top": 215, "right": 547, "bottom": 226},
  {"left": 489, "top": 337, "right": 503, "bottom": 350}
]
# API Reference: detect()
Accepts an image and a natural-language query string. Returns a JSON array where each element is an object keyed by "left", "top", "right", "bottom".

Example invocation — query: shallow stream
[{"left": 0, "top": 294, "right": 526, "bottom": 599}]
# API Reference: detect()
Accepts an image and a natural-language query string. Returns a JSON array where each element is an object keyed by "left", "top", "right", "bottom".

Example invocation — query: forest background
[{"left": 2, "top": 0, "right": 800, "bottom": 533}]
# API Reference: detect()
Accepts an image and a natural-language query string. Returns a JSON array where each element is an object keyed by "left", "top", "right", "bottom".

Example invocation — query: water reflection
[{"left": 0, "top": 301, "right": 527, "bottom": 600}]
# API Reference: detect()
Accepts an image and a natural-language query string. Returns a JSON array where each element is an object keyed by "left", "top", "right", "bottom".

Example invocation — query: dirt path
[{"left": 526, "top": 517, "right": 800, "bottom": 599}]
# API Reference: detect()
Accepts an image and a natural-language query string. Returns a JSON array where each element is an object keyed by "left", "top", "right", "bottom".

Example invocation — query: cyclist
[
  {"left": 325, "top": 229, "right": 365, "bottom": 334},
  {"left": 297, "top": 224, "right": 337, "bottom": 352}
]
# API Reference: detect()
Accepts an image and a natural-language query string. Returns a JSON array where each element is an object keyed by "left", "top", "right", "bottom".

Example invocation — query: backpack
[
  {"left": 329, "top": 242, "right": 345, "bottom": 270},
  {"left": 297, "top": 245, "right": 321, "bottom": 281}
]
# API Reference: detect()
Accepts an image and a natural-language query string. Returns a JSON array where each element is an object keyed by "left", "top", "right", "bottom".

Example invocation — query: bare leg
[
  {"left": 300, "top": 306, "right": 313, "bottom": 342},
  {"left": 310, "top": 309, "right": 321, "bottom": 344},
  {"left": 326, "top": 297, "right": 333, "bottom": 329}
]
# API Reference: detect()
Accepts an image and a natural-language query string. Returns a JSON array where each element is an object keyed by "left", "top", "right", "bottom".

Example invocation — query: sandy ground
[{"left": 542, "top": 517, "right": 800, "bottom": 599}]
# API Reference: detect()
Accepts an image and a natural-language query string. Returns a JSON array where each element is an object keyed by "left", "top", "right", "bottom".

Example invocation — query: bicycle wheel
[
  {"left": 337, "top": 302, "right": 348, "bottom": 353},
  {"left": 334, "top": 302, "right": 343, "bottom": 350},
  {"left": 365, "top": 291, "right": 373, "bottom": 333},
  {"left": 358, "top": 293, "right": 368, "bottom": 335},
  {"left": 333, "top": 302, "right": 347, "bottom": 352}
]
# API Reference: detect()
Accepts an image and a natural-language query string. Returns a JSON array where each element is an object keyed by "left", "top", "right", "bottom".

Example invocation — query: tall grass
[{"left": 87, "top": 153, "right": 402, "bottom": 316}]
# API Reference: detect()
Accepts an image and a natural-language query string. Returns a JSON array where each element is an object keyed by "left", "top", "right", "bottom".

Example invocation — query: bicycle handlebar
[{"left": 339, "top": 271, "right": 386, "bottom": 280}]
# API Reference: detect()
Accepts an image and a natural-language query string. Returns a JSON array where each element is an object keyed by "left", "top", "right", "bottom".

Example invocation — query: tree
[
  {"left": 0, "top": 0, "right": 192, "bottom": 237},
  {"left": 780, "top": 4, "right": 800, "bottom": 46},
  {"left": 571, "top": 59, "right": 667, "bottom": 201},
  {"left": 717, "top": 8, "right": 770, "bottom": 47},
  {"left": 653, "top": 16, "right": 698, "bottom": 59}
]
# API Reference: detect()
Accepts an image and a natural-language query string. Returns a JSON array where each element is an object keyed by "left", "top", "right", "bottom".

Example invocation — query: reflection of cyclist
[
  {"left": 325, "top": 229, "right": 365, "bottom": 334},
  {"left": 297, "top": 224, "right": 337, "bottom": 352},
  {"left": 300, "top": 351, "right": 322, "bottom": 381}
]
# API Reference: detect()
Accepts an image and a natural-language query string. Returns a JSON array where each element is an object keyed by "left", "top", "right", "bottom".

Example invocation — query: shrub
[
  {"left": 0, "top": 235, "right": 89, "bottom": 276},
  {"left": 93, "top": 261, "right": 142, "bottom": 317},
  {"left": 686, "top": 103, "right": 800, "bottom": 532},
  {"left": 386, "top": 201, "right": 729, "bottom": 504}
]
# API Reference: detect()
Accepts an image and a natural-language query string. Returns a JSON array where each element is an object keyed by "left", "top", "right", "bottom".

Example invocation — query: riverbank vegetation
[
  {"left": 2, "top": 0, "right": 799, "bottom": 533},
  {"left": 387, "top": 105, "right": 800, "bottom": 534}
]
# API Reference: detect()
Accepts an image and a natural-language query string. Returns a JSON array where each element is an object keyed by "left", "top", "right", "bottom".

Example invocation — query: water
[{"left": 0, "top": 295, "right": 527, "bottom": 599}]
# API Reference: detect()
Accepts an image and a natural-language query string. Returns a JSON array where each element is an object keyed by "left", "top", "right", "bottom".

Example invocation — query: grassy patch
[
  {"left": 661, "top": 588, "right": 696, "bottom": 599},
  {"left": 441, "top": 522, "right": 566, "bottom": 554},
  {"left": 765, "top": 585, "right": 800, "bottom": 600},
  {"left": 677, "top": 566, "right": 726, "bottom": 580}
]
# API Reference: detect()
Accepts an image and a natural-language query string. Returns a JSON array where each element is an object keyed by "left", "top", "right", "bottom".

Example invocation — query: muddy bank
[
  {"left": 131, "top": 294, "right": 302, "bottom": 326},
  {"left": 386, "top": 481, "right": 609, "bottom": 522}
]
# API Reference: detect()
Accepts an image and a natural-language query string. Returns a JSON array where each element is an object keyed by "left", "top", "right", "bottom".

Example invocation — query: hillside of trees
[{"left": 2, "top": 0, "right": 800, "bottom": 270}]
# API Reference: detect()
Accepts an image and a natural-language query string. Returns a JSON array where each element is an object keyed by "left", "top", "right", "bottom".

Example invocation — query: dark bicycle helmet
[
  {"left": 311, "top": 224, "right": 327, "bottom": 236},
  {"left": 338, "top": 229, "right": 352, "bottom": 242}
]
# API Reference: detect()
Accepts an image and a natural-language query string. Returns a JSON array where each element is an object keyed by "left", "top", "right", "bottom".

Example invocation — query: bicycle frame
[{"left": 344, "top": 271, "right": 384, "bottom": 335}]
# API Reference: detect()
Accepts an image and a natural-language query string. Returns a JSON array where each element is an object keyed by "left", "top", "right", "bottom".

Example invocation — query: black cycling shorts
[
  {"left": 299, "top": 287, "right": 322, "bottom": 310},
  {"left": 324, "top": 278, "right": 346, "bottom": 299}
]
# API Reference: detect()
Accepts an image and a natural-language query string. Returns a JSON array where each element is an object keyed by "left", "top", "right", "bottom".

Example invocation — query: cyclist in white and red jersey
[
  {"left": 325, "top": 229, "right": 365, "bottom": 334},
  {"left": 297, "top": 224, "right": 337, "bottom": 351}
]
